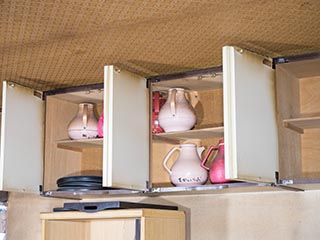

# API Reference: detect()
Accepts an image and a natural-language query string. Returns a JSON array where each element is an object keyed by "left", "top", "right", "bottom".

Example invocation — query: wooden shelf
[
  {"left": 153, "top": 127, "right": 224, "bottom": 142},
  {"left": 57, "top": 138, "right": 103, "bottom": 152},
  {"left": 283, "top": 116, "right": 320, "bottom": 133},
  {"left": 152, "top": 73, "right": 223, "bottom": 92}
]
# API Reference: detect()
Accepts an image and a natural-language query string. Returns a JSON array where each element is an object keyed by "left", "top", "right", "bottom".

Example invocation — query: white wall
[{"left": 6, "top": 188, "right": 320, "bottom": 240}]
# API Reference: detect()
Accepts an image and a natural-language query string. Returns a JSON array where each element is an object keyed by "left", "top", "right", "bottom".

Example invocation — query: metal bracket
[{"left": 272, "top": 52, "right": 320, "bottom": 69}]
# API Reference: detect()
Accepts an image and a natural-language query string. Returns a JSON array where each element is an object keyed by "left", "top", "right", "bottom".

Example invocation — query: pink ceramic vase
[
  {"left": 201, "top": 139, "right": 229, "bottom": 183},
  {"left": 97, "top": 112, "right": 104, "bottom": 138}
]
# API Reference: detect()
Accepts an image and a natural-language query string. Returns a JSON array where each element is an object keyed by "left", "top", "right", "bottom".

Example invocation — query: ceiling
[{"left": 0, "top": 0, "right": 319, "bottom": 92}]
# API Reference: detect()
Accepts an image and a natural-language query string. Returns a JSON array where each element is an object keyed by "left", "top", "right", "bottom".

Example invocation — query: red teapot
[{"left": 201, "top": 139, "right": 229, "bottom": 183}]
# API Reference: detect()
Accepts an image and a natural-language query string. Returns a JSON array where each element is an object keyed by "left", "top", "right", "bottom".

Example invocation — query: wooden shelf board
[
  {"left": 57, "top": 138, "right": 103, "bottom": 152},
  {"left": 153, "top": 127, "right": 224, "bottom": 142},
  {"left": 283, "top": 116, "right": 320, "bottom": 133},
  {"left": 152, "top": 74, "right": 223, "bottom": 92}
]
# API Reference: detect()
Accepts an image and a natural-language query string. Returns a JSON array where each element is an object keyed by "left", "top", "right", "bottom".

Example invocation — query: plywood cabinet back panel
[
  {"left": 44, "top": 97, "right": 103, "bottom": 191},
  {"left": 276, "top": 59, "right": 320, "bottom": 180}
]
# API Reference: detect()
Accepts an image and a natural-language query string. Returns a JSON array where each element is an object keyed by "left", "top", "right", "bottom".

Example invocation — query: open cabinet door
[
  {"left": 104, "top": 66, "right": 149, "bottom": 190},
  {"left": 223, "top": 46, "right": 279, "bottom": 183},
  {"left": 0, "top": 81, "right": 44, "bottom": 192}
]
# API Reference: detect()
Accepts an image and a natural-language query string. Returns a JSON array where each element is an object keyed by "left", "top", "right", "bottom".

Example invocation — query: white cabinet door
[
  {"left": 223, "top": 46, "right": 279, "bottom": 183},
  {"left": 104, "top": 66, "right": 149, "bottom": 190},
  {"left": 0, "top": 81, "right": 44, "bottom": 192}
]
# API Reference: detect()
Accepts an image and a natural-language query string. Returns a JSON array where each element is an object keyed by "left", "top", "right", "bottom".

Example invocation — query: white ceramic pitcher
[
  {"left": 162, "top": 143, "right": 208, "bottom": 187},
  {"left": 158, "top": 88, "right": 196, "bottom": 132}
]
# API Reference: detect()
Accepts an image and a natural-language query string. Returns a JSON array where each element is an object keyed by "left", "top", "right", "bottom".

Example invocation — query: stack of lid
[{"left": 56, "top": 176, "right": 104, "bottom": 191}]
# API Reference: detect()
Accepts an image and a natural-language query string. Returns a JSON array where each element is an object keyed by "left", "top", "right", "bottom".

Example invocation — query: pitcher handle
[
  {"left": 201, "top": 145, "right": 218, "bottom": 170},
  {"left": 162, "top": 146, "right": 180, "bottom": 174},
  {"left": 170, "top": 89, "right": 177, "bottom": 116},
  {"left": 82, "top": 104, "right": 88, "bottom": 129}
]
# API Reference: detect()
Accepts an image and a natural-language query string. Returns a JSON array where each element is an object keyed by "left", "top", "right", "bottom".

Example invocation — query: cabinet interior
[
  {"left": 44, "top": 89, "right": 104, "bottom": 191},
  {"left": 277, "top": 58, "right": 320, "bottom": 180},
  {"left": 150, "top": 72, "right": 225, "bottom": 187}
]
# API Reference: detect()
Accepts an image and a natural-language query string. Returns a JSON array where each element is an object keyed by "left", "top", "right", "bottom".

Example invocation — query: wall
[{"left": 6, "top": 188, "right": 320, "bottom": 240}]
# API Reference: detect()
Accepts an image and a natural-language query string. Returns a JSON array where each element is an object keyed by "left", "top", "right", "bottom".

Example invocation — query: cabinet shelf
[
  {"left": 56, "top": 138, "right": 103, "bottom": 152},
  {"left": 151, "top": 72, "right": 223, "bottom": 92},
  {"left": 283, "top": 116, "right": 320, "bottom": 133},
  {"left": 152, "top": 126, "right": 224, "bottom": 142}
]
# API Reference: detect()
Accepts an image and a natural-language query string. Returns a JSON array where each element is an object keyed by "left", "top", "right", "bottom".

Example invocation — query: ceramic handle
[
  {"left": 83, "top": 104, "right": 88, "bottom": 129},
  {"left": 170, "top": 89, "right": 177, "bottom": 116},
  {"left": 201, "top": 145, "right": 218, "bottom": 170},
  {"left": 153, "top": 91, "right": 160, "bottom": 113},
  {"left": 163, "top": 146, "right": 180, "bottom": 174}
]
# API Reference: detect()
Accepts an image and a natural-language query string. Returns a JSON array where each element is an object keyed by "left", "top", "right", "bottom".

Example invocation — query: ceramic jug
[
  {"left": 201, "top": 139, "right": 229, "bottom": 183},
  {"left": 97, "top": 112, "right": 104, "bottom": 138},
  {"left": 67, "top": 103, "right": 99, "bottom": 140},
  {"left": 158, "top": 88, "right": 196, "bottom": 132},
  {"left": 163, "top": 143, "right": 208, "bottom": 187}
]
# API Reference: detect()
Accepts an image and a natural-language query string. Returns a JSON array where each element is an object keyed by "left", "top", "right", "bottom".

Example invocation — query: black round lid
[{"left": 56, "top": 176, "right": 102, "bottom": 186}]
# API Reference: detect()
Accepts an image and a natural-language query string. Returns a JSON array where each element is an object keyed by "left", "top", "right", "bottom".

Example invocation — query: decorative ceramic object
[
  {"left": 152, "top": 91, "right": 165, "bottom": 134},
  {"left": 163, "top": 143, "right": 208, "bottom": 187},
  {"left": 97, "top": 112, "right": 104, "bottom": 137},
  {"left": 158, "top": 88, "right": 196, "bottom": 132},
  {"left": 67, "top": 103, "right": 98, "bottom": 140},
  {"left": 201, "top": 139, "right": 229, "bottom": 183}
]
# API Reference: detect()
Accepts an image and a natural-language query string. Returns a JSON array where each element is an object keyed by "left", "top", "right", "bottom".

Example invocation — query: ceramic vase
[
  {"left": 158, "top": 88, "right": 196, "bottom": 132},
  {"left": 201, "top": 139, "right": 229, "bottom": 183},
  {"left": 163, "top": 143, "right": 208, "bottom": 187},
  {"left": 67, "top": 103, "right": 98, "bottom": 140}
]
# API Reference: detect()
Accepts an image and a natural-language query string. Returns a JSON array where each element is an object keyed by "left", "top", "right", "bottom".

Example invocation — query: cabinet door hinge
[{"left": 33, "top": 90, "right": 43, "bottom": 100}]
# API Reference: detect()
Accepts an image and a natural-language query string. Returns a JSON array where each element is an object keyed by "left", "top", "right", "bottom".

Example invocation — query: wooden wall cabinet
[
  {"left": 276, "top": 58, "right": 320, "bottom": 185},
  {"left": 0, "top": 68, "right": 150, "bottom": 195},
  {"left": 40, "top": 209, "right": 185, "bottom": 240},
  {"left": 0, "top": 46, "right": 319, "bottom": 196}
]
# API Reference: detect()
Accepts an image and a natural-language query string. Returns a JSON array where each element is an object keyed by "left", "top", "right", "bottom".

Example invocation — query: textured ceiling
[{"left": 0, "top": 0, "right": 319, "bottom": 91}]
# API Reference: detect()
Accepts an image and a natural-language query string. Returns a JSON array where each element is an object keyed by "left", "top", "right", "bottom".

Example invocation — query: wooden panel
[
  {"left": 151, "top": 141, "right": 179, "bottom": 186},
  {"left": 299, "top": 76, "right": 320, "bottom": 115},
  {"left": 276, "top": 61, "right": 320, "bottom": 180},
  {"left": 283, "top": 116, "right": 320, "bottom": 133},
  {"left": 194, "top": 89, "right": 223, "bottom": 129},
  {"left": 81, "top": 148, "right": 103, "bottom": 176},
  {"left": 44, "top": 97, "right": 83, "bottom": 190},
  {"left": 223, "top": 46, "right": 278, "bottom": 183},
  {"left": 44, "top": 95, "right": 103, "bottom": 190},
  {"left": 277, "top": 58, "right": 320, "bottom": 80},
  {"left": 44, "top": 221, "right": 89, "bottom": 240},
  {"left": 142, "top": 216, "right": 185, "bottom": 240},
  {"left": 301, "top": 129, "right": 320, "bottom": 178},
  {"left": 276, "top": 63, "right": 303, "bottom": 179},
  {"left": 90, "top": 219, "right": 136, "bottom": 239},
  {"left": 151, "top": 74, "right": 223, "bottom": 92},
  {"left": 104, "top": 66, "right": 149, "bottom": 189},
  {"left": 0, "top": 81, "right": 44, "bottom": 192},
  {"left": 153, "top": 127, "right": 224, "bottom": 141},
  {"left": 57, "top": 138, "right": 103, "bottom": 152}
]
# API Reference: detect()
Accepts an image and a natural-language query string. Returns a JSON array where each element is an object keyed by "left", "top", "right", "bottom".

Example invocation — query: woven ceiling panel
[{"left": 0, "top": 0, "right": 319, "bottom": 91}]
